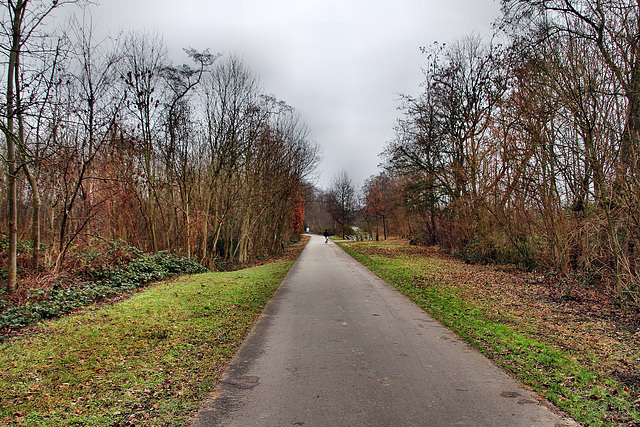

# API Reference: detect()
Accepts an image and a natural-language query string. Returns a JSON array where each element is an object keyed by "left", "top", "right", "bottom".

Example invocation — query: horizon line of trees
[
  {"left": 1, "top": 1, "right": 319, "bottom": 293},
  {"left": 302, "top": 169, "right": 412, "bottom": 243}
]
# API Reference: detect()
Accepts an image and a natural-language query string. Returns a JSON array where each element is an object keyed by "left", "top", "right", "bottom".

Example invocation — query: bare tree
[
  {"left": 0, "top": 0, "right": 84, "bottom": 292},
  {"left": 362, "top": 172, "right": 395, "bottom": 240},
  {"left": 385, "top": 90, "right": 445, "bottom": 245},
  {"left": 199, "top": 55, "right": 261, "bottom": 263},
  {"left": 385, "top": 36, "right": 506, "bottom": 248},
  {"left": 502, "top": 0, "right": 640, "bottom": 176},
  {"left": 160, "top": 49, "right": 217, "bottom": 257},
  {"left": 326, "top": 169, "right": 358, "bottom": 237},
  {"left": 52, "top": 16, "right": 124, "bottom": 268},
  {"left": 121, "top": 31, "right": 168, "bottom": 252}
]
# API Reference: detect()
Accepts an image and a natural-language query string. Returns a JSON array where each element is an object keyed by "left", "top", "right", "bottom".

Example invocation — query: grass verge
[
  {"left": 0, "top": 249, "right": 302, "bottom": 426},
  {"left": 338, "top": 240, "right": 640, "bottom": 427}
]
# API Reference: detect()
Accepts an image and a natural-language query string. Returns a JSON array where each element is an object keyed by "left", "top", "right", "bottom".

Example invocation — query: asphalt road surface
[{"left": 190, "top": 235, "right": 577, "bottom": 426}]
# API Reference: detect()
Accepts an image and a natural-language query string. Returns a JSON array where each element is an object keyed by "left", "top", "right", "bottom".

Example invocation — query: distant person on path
[{"left": 324, "top": 229, "right": 329, "bottom": 244}]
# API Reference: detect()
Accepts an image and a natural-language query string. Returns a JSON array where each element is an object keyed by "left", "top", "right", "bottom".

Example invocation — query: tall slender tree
[
  {"left": 326, "top": 169, "right": 358, "bottom": 238},
  {"left": 121, "top": 31, "right": 168, "bottom": 252},
  {"left": 1, "top": 0, "right": 83, "bottom": 292}
]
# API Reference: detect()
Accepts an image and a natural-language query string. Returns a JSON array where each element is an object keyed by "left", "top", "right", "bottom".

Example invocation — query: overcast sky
[{"left": 81, "top": 0, "right": 502, "bottom": 190}]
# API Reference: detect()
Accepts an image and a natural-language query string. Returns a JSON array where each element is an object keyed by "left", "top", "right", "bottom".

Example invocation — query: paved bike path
[{"left": 190, "top": 235, "right": 576, "bottom": 426}]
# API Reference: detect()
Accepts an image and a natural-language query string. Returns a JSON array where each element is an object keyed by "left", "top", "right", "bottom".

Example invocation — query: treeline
[
  {"left": 302, "top": 169, "right": 425, "bottom": 243},
  {"left": 378, "top": 0, "right": 640, "bottom": 304},
  {"left": 1, "top": 1, "right": 318, "bottom": 293}
]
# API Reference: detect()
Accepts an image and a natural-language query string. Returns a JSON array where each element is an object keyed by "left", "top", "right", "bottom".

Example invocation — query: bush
[
  {"left": 454, "top": 235, "right": 539, "bottom": 270},
  {"left": 213, "top": 258, "right": 229, "bottom": 272},
  {"left": 409, "top": 235, "right": 423, "bottom": 246}
]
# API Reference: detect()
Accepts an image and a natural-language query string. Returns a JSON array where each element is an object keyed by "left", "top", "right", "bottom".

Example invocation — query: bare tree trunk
[
  {"left": 31, "top": 40, "right": 64, "bottom": 269},
  {"left": 185, "top": 199, "right": 191, "bottom": 259},
  {"left": 5, "top": 113, "right": 17, "bottom": 291},
  {"left": 201, "top": 194, "right": 211, "bottom": 262},
  {"left": 22, "top": 164, "right": 41, "bottom": 269},
  {"left": 13, "top": 36, "right": 42, "bottom": 270},
  {"left": 382, "top": 214, "right": 387, "bottom": 240},
  {"left": 3, "top": 0, "right": 25, "bottom": 293}
]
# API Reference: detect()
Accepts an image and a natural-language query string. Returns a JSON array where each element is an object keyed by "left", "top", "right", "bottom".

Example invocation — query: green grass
[
  {"left": 0, "top": 261, "right": 294, "bottom": 426},
  {"left": 339, "top": 240, "right": 639, "bottom": 426}
]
